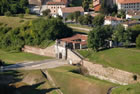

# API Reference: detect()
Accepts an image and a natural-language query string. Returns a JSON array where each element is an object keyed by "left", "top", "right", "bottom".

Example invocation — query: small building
[
  {"left": 46, "top": 0, "right": 67, "bottom": 17},
  {"left": 58, "top": 6, "right": 84, "bottom": 19},
  {"left": 126, "top": 10, "right": 140, "bottom": 20},
  {"left": 116, "top": 0, "right": 140, "bottom": 11},
  {"left": 104, "top": 16, "right": 123, "bottom": 26},
  {"left": 57, "top": 34, "right": 88, "bottom": 50},
  {"left": 28, "top": 0, "right": 43, "bottom": 14},
  {"left": 122, "top": 20, "right": 140, "bottom": 29}
]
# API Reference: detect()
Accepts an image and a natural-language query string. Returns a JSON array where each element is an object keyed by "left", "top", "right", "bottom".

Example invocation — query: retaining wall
[{"left": 22, "top": 45, "right": 55, "bottom": 57}]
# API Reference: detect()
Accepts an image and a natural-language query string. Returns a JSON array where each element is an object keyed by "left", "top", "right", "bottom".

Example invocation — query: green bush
[{"left": 4, "top": 11, "right": 12, "bottom": 17}]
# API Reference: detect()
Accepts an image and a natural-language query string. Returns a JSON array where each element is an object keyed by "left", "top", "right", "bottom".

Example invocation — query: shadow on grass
[{"left": 0, "top": 70, "right": 60, "bottom": 94}]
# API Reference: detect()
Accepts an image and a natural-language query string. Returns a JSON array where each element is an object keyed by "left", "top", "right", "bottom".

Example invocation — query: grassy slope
[
  {"left": 112, "top": 83, "right": 140, "bottom": 94},
  {"left": 0, "top": 70, "right": 58, "bottom": 94},
  {"left": 67, "top": 24, "right": 92, "bottom": 29},
  {"left": 78, "top": 48, "right": 140, "bottom": 75},
  {"left": 0, "top": 49, "right": 51, "bottom": 64},
  {"left": 48, "top": 66, "right": 117, "bottom": 94},
  {"left": 0, "top": 15, "right": 38, "bottom": 28}
]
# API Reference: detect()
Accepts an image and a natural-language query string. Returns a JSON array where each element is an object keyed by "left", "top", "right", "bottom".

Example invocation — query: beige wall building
[
  {"left": 46, "top": 1, "right": 66, "bottom": 16},
  {"left": 116, "top": 0, "right": 140, "bottom": 11}
]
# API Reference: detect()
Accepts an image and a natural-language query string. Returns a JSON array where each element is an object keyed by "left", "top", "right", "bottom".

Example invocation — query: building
[
  {"left": 46, "top": 1, "right": 67, "bottom": 17},
  {"left": 28, "top": 0, "right": 43, "bottom": 14},
  {"left": 58, "top": 34, "right": 88, "bottom": 50},
  {"left": 104, "top": 16, "right": 123, "bottom": 26},
  {"left": 116, "top": 0, "right": 140, "bottom": 11},
  {"left": 58, "top": 6, "right": 84, "bottom": 18},
  {"left": 122, "top": 20, "right": 140, "bottom": 29},
  {"left": 126, "top": 10, "right": 140, "bottom": 20}
]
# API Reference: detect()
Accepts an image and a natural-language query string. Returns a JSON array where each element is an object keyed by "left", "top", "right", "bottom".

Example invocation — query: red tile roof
[
  {"left": 105, "top": 16, "right": 123, "bottom": 21},
  {"left": 94, "top": 4, "right": 101, "bottom": 12},
  {"left": 118, "top": 0, "right": 140, "bottom": 4},
  {"left": 47, "top": 0, "right": 67, "bottom": 5},
  {"left": 61, "top": 6, "right": 84, "bottom": 13},
  {"left": 60, "top": 34, "right": 87, "bottom": 45}
]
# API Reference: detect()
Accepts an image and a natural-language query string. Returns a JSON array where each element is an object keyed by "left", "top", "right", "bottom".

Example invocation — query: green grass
[
  {"left": 112, "top": 83, "right": 140, "bottom": 94},
  {"left": 77, "top": 48, "right": 140, "bottom": 74},
  {"left": 0, "top": 15, "right": 38, "bottom": 28},
  {"left": 48, "top": 66, "right": 117, "bottom": 94},
  {"left": 67, "top": 23, "right": 92, "bottom": 29},
  {"left": 0, "top": 49, "right": 51, "bottom": 64}
]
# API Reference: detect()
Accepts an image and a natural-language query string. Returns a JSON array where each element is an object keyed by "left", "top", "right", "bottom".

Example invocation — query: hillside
[
  {"left": 48, "top": 66, "right": 117, "bottom": 94},
  {"left": 78, "top": 48, "right": 140, "bottom": 75}
]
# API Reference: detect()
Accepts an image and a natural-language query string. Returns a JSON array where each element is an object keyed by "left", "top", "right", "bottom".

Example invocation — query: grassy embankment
[
  {"left": 0, "top": 69, "right": 58, "bottom": 94},
  {"left": 0, "top": 49, "right": 51, "bottom": 64},
  {"left": 48, "top": 66, "right": 117, "bottom": 94},
  {"left": 0, "top": 15, "right": 38, "bottom": 28},
  {"left": 77, "top": 48, "right": 140, "bottom": 75}
]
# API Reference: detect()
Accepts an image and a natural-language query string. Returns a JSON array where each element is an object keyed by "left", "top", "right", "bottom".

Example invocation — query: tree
[
  {"left": 82, "top": 0, "right": 90, "bottom": 12},
  {"left": 92, "top": 14, "right": 104, "bottom": 26},
  {"left": 68, "top": 13, "right": 74, "bottom": 21},
  {"left": 136, "top": 35, "right": 140, "bottom": 48},
  {"left": 42, "top": 9, "right": 51, "bottom": 16},
  {"left": 128, "top": 25, "right": 140, "bottom": 43},
  {"left": 78, "top": 15, "right": 85, "bottom": 25},
  {"left": 74, "top": 11, "right": 81, "bottom": 23},
  {"left": 88, "top": 26, "right": 107, "bottom": 51},
  {"left": 112, "top": 25, "right": 131, "bottom": 47}
]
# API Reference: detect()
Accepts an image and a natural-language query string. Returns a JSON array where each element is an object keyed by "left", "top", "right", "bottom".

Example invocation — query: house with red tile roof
[
  {"left": 58, "top": 6, "right": 84, "bottom": 18},
  {"left": 46, "top": 0, "right": 67, "bottom": 16},
  {"left": 58, "top": 34, "right": 88, "bottom": 49},
  {"left": 116, "top": 0, "right": 140, "bottom": 11}
]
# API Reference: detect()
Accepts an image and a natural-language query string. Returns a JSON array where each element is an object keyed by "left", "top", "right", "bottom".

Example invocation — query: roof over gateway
[
  {"left": 60, "top": 34, "right": 88, "bottom": 45},
  {"left": 28, "top": 0, "right": 43, "bottom": 6},
  {"left": 61, "top": 6, "right": 84, "bottom": 13},
  {"left": 117, "top": 0, "right": 140, "bottom": 4},
  {"left": 46, "top": 0, "right": 67, "bottom": 5}
]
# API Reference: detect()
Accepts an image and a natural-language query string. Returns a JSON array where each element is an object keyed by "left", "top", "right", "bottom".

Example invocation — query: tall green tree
[
  {"left": 92, "top": 14, "right": 104, "bottom": 26},
  {"left": 82, "top": 0, "right": 90, "bottom": 12}
]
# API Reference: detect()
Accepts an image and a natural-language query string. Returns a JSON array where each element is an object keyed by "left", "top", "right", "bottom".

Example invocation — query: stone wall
[
  {"left": 22, "top": 45, "right": 55, "bottom": 57},
  {"left": 67, "top": 49, "right": 82, "bottom": 64},
  {"left": 83, "top": 60, "right": 140, "bottom": 85}
]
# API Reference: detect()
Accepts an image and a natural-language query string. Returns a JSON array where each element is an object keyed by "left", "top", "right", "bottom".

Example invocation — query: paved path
[
  {"left": 69, "top": 26, "right": 92, "bottom": 32},
  {"left": 3, "top": 59, "right": 68, "bottom": 70}
]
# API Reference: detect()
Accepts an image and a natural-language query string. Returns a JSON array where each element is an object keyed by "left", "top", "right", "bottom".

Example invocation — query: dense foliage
[
  {"left": 88, "top": 25, "right": 131, "bottom": 51},
  {"left": 0, "top": 0, "right": 28, "bottom": 15},
  {"left": 0, "top": 18, "right": 73, "bottom": 51}
]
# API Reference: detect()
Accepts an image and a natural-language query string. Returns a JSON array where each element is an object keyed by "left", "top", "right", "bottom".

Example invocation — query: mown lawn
[
  {"left": 112, "top": 83, "right": 140, "bottom": 94},
  {"left": 0, "top": 49, "right": 51, "bottom": 64},
  {"left": 0, "top": 15, "right": 38, "bottom": 28},
  {"left": 48, "top": 66, "right": 117, "bottom": 94},
  {"left": 77, "top": 48, "right": 140, "bottom": 74},
  {"left": 67, "top": 23, "right": 92, "bottom": 29}
]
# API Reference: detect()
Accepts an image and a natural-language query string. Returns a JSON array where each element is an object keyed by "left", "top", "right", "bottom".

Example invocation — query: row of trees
[
  {"left": 88, "top": 24, "right": 140, "bottom": 51},
  {"left": 0, "top": 0, "right": 29, "bottom": 15},
  {"left": 0, "top": 18, "right": 73, "bottom": 52}
]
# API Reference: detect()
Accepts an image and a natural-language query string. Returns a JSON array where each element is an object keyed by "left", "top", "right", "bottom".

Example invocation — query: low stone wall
[
  {"left": 83, "top": 60, "right": 140, "bottom": 85},
  {"left": 22, "top": 45, "right": 55, "bottom": 57}
]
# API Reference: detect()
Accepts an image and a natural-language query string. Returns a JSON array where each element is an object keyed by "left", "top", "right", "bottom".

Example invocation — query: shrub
[
  {"left": 4, "top": 11, "right": 12, "bottom": 17},
  {"left": 18, "top": 14, "right": 24, "bottom": 18},
  {"left": 136, "top": 35, "right": 140, "bottom": 48},
  {"left": 80, "top": 66, "right": 89, "bottom": 76}
]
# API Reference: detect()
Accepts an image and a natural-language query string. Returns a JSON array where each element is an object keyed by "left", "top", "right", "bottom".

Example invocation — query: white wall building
[
  {"left": 104, "top": 16, "right": 123, "bottom": 26},
  {"left": 116, "top": 0, "right": 140, "bottom": 11},
  {"left": 58, "top": 6, "right": 84, "bottom": 19}
]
